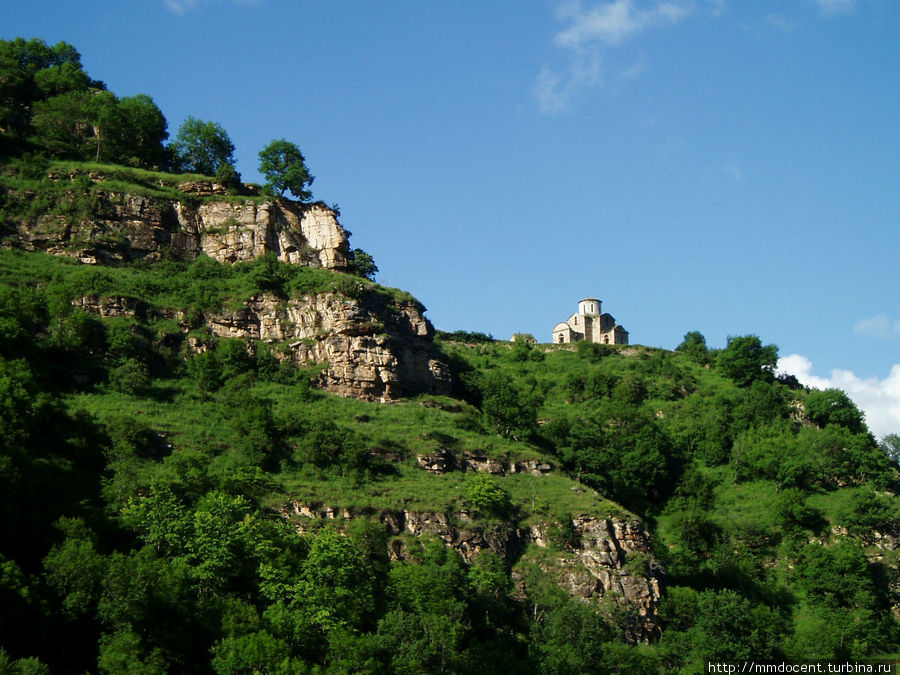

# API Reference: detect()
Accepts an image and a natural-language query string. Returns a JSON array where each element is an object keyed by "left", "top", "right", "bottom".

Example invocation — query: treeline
[
  {"left": 438, "top": 334, "right": 900, "bottom": 668},
  {"left": 0, "top": 38, "right": 314, "bottom": 201}
]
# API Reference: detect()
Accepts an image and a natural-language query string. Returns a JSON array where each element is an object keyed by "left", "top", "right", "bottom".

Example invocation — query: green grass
[
  {"left": 66, "top": 372, "right": 631, "bottom": 525},
  {"left": 0, "top": 247, "right": 418, "bottom": 317}
]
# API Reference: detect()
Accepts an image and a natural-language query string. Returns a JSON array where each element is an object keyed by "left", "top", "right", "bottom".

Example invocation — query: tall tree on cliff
[{"left": 258, "top": 138, "right": 314, "bottom": 201}]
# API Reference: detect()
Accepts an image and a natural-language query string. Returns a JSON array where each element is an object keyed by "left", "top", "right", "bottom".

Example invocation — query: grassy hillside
[{"left": 0, "top": 245, "right": 898, "bottom": 673}]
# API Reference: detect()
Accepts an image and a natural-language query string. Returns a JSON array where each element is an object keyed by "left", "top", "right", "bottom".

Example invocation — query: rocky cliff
[
  {"left": 282, "top": 500, "right": 661, "bottom": 642},
  {"left": 8, "top": 177, "right": 349, "bottom": 268},
  {"left": 23, "top": 176, "right": 451, "bottom": 399},
  {"left": 74, "top": 290, "right": 451, "bottom": 400}
]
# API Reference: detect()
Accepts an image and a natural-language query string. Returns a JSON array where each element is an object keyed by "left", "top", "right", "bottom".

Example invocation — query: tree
[
  {"left": 716, "top": 335, "right": 778, "bottom": 387},
  {"left": 676, "top": 330, "right": 711, "bottom": 365},
  {"left": 117, "top": 95, "right": 168, "bottom": 167},
  {"left": 258, "top": 139, "right": 314, "bottom": 200},
  {"left": 347, "top": 248, "right": 378, "bottom": 281},
  {"left": 803, "top": 388, "right": 865, "bottom": 434},
  {"left": 30, "top": 91, "right": 98, "bottom": 159},
  {"left": 0, "top": 38, "right": 91, "bottom": 150},
  {"left": 881, "top": 433, "right": 900, "bottom": 466},
  {"left": 170, "top": 116, "right": 235, "bottom": 176},
  {"left": 479, "top": 372, "right": 538, "bottom": 440}
]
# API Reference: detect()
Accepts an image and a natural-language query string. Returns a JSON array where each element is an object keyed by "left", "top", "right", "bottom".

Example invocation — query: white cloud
[
  {"left": 535, "top": 0, "right": 695, "bottom": 113},
  {"left": 815, "top": 0, "right": 859, "bottom": 17},
  {"left": 554, "top": 0, "right": 694, "bottom": 48},
  {"left": 534, "top": 49, "right": 603, "bottom": 114},
  {"left": 778, "top": 354, "right": 900, "bottom": 439},
  {"left": 853, "top": 314, "right": 900, "bottom": 338}
]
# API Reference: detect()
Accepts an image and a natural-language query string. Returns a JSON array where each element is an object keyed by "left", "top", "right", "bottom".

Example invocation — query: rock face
[
  {"left": 72, "top": 290, "right": 451, "bottom": 400},
  {"left": 526, "top": 517, "right": 661, "bottom": 641},
  {"left": 416, "top": 449, "right": 553, "bottom": 476},
  {"left": 283, "top": 500, "right": 661, "bottom": 642},
  {"left": 13, "top": 185, "right": 349, "bottom": 269},
  {"left": 15, "top": 179, "right": 449, "bottom": 400},
  {"left": 201, "top": 291, "right": 451, "bottom": 399}
]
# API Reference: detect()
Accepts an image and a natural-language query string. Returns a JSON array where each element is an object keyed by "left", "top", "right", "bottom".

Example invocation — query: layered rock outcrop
[
  {"left": 416, "top": 449, "right": 552, "bottom": 476},
  {"left": 200, "top": 291, "right": 451, "bottom": 399},
  {"left": 12, "top": 183, "right": 349, "bottom": 269},
  {"left": 15, "top": 178, "right": 450, "bottom": 400},
  {"left": 73, "top": 289, "right": 451, "bottom": 400},
  {"left": 282, "top": 500, "right": 661, "bottom": 642}
]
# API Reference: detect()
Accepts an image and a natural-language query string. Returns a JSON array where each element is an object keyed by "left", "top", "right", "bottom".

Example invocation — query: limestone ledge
[
  {"left": 416, "top": 449, "right": 553, "bottom": 476},
  {"left": 15, "top": 186, "right": 349, "bottom": 269},
  {"left": 72, "top": 291, "right": 451, "bottom": 401}
]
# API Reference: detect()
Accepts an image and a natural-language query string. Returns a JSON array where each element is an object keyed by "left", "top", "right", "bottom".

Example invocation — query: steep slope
[{"left": 1, "top": 164, "right": 450, "bottom": 400}]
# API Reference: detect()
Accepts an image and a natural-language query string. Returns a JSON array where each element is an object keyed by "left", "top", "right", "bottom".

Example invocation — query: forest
[{"left": 1, "top": 37, "right": 899, "bottom": 674}]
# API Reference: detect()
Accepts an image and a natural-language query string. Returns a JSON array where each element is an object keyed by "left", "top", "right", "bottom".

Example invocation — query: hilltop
[{"left": 1, "top": 36, "right": 899, "bottom": 675}]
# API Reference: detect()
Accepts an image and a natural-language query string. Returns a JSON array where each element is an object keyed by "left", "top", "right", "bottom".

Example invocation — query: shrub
[
  {"left": 576, "top": 341, "right": 614, "bottom": 362},
  {"left": 464, "top": 473, "right": 511, "bottom": 516},
  {"left": 108, "top": 357, "right": 149, "bottom": 395},
  {"left": 214, "top": 162, "right": 241, "bottom": 191},
  {"left": 188, "top": 350, "right": 223, "bottom": 392},
  {"left": 545, "top": 513, "right": 580, "bottom": 551}
]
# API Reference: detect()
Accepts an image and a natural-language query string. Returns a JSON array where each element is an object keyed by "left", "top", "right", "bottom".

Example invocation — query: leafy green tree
[
  {"left": 258, "top": 138, "right": 314, "bottom": 200},
  {"left": 660, "top": 587, "right": 786, "bottom": 667},
  {"left": 187, "top": 350, "right": 224, "bottom": 392},
  {"left": 215, "top": 161, "right": 242, "bottom": 191},
  {"left": 528, "top": 597, "right": 614, "bottom": 674},
  {"left": 97, "top": 629, "right": 168, "bottom": 675},
  {"left": 29, "top": 91, "right": 98, "bottom": 159},
  {"left": 297, "top": 527, "right": 377, "bottom": 630},
  {"left": 347, "top": 248, "right": 378, "bottom": 281},
  {"left": 108, "top": 358, "right": 150, "bottom": 395},
  {"left": 803, "top": 388, "right": 866, "bottom": 434},
  {"left": 378, "top": 540, "right": 472, "bottom": 674},
  {"left": 717, "top": 335, "right": 778, "bottom": 387},
  {"left": 30, "top": 89, "right": 166, "bottom": 166},
  {"left": 775, "top": 488, "right": 826, "bottom": 533},
  {"left": 479, "top": 372, "right": 539, "bottom": 440},
  {"left": 838, "top": 490, "right": 899, "bottom": 539},
  {"left": 171, "top": 116, "right": 235, "bottom": 175},
  {"left": 676, "top": 330, "right": 711, "bottom": 364},
  {"left": 0, "top": 649, "right": 50, "bottom": 675},
  {"left": 731, "top": 422, "right": 811, "bottom": 489},
  {"left": 42, "top": 518, "right": 106, "bottom": 617},
  {"left": 882, "top": 433, "right": 900, "bottom": 466},
  {"left": 558, "top": 405, "right": 673, "bottom": 512},
  {"left": 0, "top": 38, "right": 92, "bottom": 150},
  {"left": 210, "top": 630, "right": 304, "bottom": 675},
  {"left": 116, "top": 94, "right": 168, "bottom": 167},
  {"left": 468, "top": 551, "right": 511, "bottom": 601}
]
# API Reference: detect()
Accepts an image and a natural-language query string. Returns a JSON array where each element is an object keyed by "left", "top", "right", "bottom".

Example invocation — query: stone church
[{"left": 552, "top": 297, "right": 629, "bottom": 345}]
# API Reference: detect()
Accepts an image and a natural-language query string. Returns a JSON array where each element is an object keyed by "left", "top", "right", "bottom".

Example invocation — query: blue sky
[{"left": 3, "top": 0, "right": 899, "bottom": 436}]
